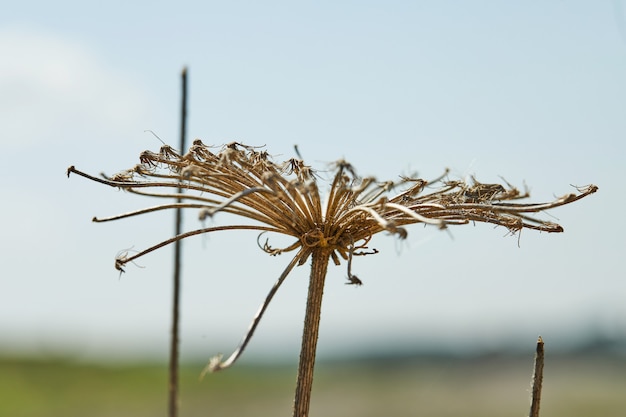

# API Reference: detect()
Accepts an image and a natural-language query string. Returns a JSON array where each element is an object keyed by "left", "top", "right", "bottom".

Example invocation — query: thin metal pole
[{"left": 169, "top": 67, "right": 188, "bottom": 417}]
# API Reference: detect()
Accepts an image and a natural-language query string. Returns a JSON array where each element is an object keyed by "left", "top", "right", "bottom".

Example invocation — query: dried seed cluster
[{"left": 67, "top": 141, "right": 597, "bottom": 370}]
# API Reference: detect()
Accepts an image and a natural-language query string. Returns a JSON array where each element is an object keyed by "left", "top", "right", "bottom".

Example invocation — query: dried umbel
[{"left": 67, "top": 141, "right": 596, "bottom": 416}]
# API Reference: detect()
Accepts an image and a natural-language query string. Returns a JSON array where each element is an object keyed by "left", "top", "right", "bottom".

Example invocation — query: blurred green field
[{"left": 1, "top": 353, "right": 625, "bottom": 417}]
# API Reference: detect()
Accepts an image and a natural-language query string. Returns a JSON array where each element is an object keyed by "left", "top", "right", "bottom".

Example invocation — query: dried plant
[
  {"left": 529, "top": 336, "right": 545, "bottom": 417},
  {"left": 67, "top": 141, "right": 596, "bottom": 417}
]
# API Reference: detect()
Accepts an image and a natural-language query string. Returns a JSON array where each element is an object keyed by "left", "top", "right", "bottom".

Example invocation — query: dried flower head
[{"left": 67, "top": 141, "right": 597, "bottom": 371}]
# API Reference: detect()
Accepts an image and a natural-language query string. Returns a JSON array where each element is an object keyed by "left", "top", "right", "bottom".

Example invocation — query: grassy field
[{"left": 1, "top": 353, "right": 625, "bottom": 417}]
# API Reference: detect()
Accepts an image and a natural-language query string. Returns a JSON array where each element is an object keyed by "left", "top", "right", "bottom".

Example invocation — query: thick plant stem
[{"left": 293, "top": 249, "right": 331, "bottom": 417}]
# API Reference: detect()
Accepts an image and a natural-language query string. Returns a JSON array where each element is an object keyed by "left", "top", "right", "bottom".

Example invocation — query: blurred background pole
[
  {"left": 169, "top": 67, "right": 188, "bottom": 417},
  {"left": 529, "top": 336, "right": 544, "bottom": 417}
]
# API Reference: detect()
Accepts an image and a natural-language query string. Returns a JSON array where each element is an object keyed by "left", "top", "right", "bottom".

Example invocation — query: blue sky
[{"left": 1, "top": 1, "right": 624, "bottom": 363}]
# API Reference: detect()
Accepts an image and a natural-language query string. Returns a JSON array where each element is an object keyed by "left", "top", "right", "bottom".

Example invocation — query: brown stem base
[{"left": 293, "top": 249, "right": 331, "bottom": 417}]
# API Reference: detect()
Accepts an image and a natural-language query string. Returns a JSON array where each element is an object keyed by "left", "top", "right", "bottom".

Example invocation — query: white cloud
[{"left": 0, "top": 25, "right": 153, "bottom": 148}]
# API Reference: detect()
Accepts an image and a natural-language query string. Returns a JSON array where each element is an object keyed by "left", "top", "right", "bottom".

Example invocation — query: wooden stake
[{"left": 529, "top": 336, "right": 544, "bottom": 417}]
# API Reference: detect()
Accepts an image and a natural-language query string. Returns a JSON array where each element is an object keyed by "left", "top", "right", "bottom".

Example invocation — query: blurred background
[{"left": 1, "top": 1, "right": 624, "bottom": 416}]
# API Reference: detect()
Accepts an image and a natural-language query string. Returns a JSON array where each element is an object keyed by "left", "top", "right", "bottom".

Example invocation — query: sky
[{"left": 1, "top": 1, "right": 624, "bottom": 364}]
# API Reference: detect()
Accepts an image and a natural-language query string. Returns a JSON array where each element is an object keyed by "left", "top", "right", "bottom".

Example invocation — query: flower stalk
[
  {"left": 294, "top": 248, "right": 331, "bottom": 417},
  {"left": 67, "top": 141, "right": 597, "bottom": 416}
]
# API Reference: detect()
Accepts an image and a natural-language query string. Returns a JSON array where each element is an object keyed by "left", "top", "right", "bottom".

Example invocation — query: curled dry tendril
[{"left": 67, "top": 141, "right": 597, "bottom": 371}]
